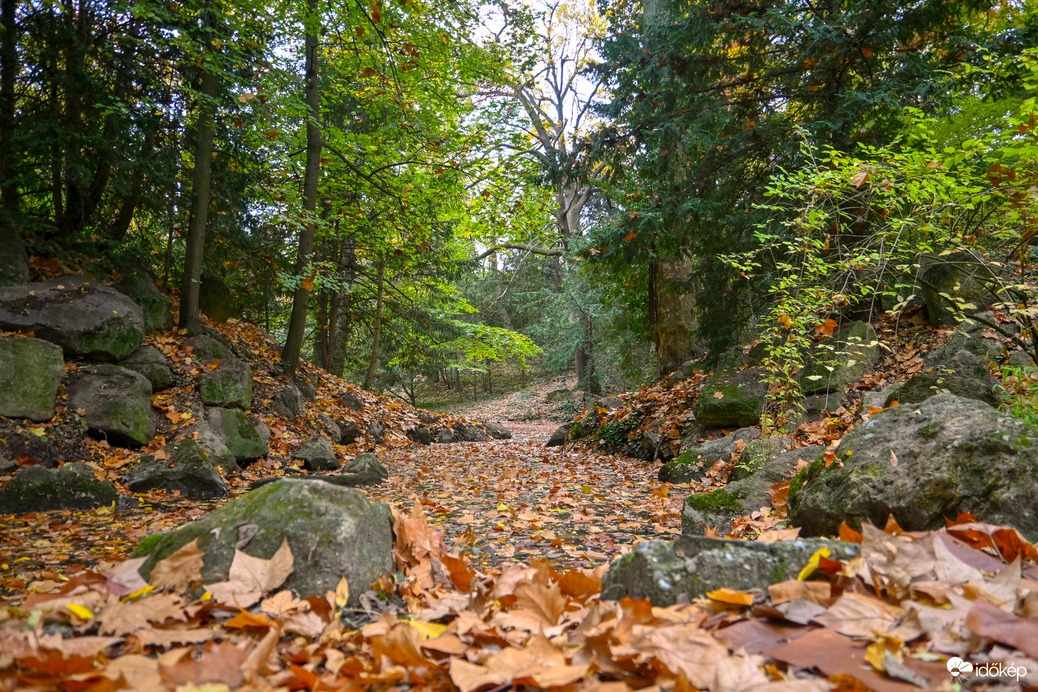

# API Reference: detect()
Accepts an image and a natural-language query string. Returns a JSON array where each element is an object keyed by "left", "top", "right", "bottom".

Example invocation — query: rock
[
  {"left": 208, "top": 407, "right": 268, "bottom": 462},
  {"left": 1007, "top": 349, "right": 1033, "bottom": 369},
  {"left": 658, "top": 428, "right": 760, "bottom": 484},
  {"left": 338, "top": 419, "right": 361, "bottom": 444},
  {"left": 127, "top": 439, "right": 228, "bottom": 499},
  {"left": 485, "top": 422, "right": 512, "bottom": 440},
  {"left": 252, "top": 416, "right": 272, "bottom": 446},
  {"left": 291, "top": 435, "right": 339, "bottom": 472},
  {"left": 595, "top": 396, "right": 624, "bottom": 409},
  {"left": 0, "top": 463, "right": 118, "bottom": 513},
  {"left": 408, "top": 427, "right": 432, "bottom": 445},
  {"left": 0, "top": 336, "right": 65, "bottom": 421},
  {"left": 800, "top": 321, "right": 880, "bottom": 395},
  {"left": 920, "top": 251, "right": 1002, "bottom": 326},
  {"left": 0, "top": 276, "right": 144, "bottom": 360},
  {"left": 546, "top": 423, "right": 573, "bottom": 447},
  {"left": 884, "top": 347, "right": 1000, "bottom": 407},
  {"left": 339, "top": 453, "right": 388, "bottom": 485},
  {"left": 184, "top": 422, "right": 237, "bottom": 473},
  {"left": 296, "top": 378, "right": 316, "bottom": 403},
  {"left": 546, "top": 388, "right": 574, "bottom": 403},
  {"left": 198, "top": 273, "right": 235, "bottom": 323},
  {"left": 114, "top": 272, "right": 173, "bottom": 333},
  {"left": 436, "top": 428, "right": 458, "bottom": 444},
  {"left": 320, "top": 415, "right": 341, "bottom": 443},
  {"left": 0, "top": 230, "right": 30, "bottom": 287},
  {"left": 789, "top": 393, "right": 1038, "bottom": 539},
  {"left": 0, "top": 454, "right": 14, "bottom": 474},
  {"left": 198, "top": 358, "right": 253, "bottom": 409},
  {"left": 366, "top": 420, "right": 386, "bottom": 443},
  {"left": 69, "top": 364, "right": 155, "bottom": 446},
  {"left": 417, "top": 410, "right": 438, "bottom": 425},
  {"left": 340, "top": 392, "right": 364, "bottom": 412},
  {"left": 664, "top": 360, "right": 699, "bottom": 387},
  {"left": 681, "top": 445, "right": 823, "bottom": 536},
  {"left": 693, "top": 367, "right": 767, "bottom": 427},
  {"left": 456, "top": 424, "right": 489, "bottom": 442},
  {"left": 132, "top": 479, "right": 393, "bottom": 604},
  {"left": 269, "top": 382, "right": 304, "bottom": 419},
  {"left": 601, "top": 536, "right": 859, "bottom": 606},
  {"left": 118, "top": 346, "right": 173, "bottom": 391},
  {"left": 182, "top": 334, "right": 231, "bottom": 362},
  {"left": 727, "top": 436, "right": 793, "bottom": 482}
]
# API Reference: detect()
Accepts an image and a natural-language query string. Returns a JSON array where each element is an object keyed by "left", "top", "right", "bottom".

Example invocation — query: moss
[
  {"left": 919, "top": 422, "right": 942, "bottom": 440},
  {"left": 770, "top": 563, "right": 789, "bottom": 583},
  {"left": 684, "top": 488, "right": 744, "bottom": 513}
]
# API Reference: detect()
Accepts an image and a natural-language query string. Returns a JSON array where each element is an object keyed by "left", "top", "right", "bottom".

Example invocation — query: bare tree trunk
[
  {"left": 654, "top": 257, "right": 700, "bottom": 376},
  {"left": 178, "top": 12, "right": 219, "bottom": 335},
  {"left": 282, "top": 0, "right": 321, "bottom": 374},
  {"left": 363, "top": 259, "right": 385, "bottom": 390}
]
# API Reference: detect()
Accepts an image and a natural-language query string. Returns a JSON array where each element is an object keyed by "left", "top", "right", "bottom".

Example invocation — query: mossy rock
[
  {"left": 114, "top": 272, "right": 173, "bottom": 333},
  {"left": 119, "top": 346, "right": 173, "bottom": 392},
  {"left": 127, "top": 439, "right": 228, "bottom": 499},
  {"left": 0, "top": 336, "right": 65, "bottom": 422},
  {"left": 207, "top": 407, "right": 268, "bottom": 461},
  {"left": 800, "top": 321, "right": 880, "bottom": 395},
  {"left": 0, "top": 463, "right": 117, "bottom": 513},
  {"left": 693, "top": 367, "right": 767, "bottom": 428},
  {"left": 884, "top": 347, "right": 1000, "bottom": 407},
  {"left": 198, "top": 358, "right": 253, "bottom": 409},
  {"left": 69, "top": 364, "right": 155, "bottom": 446}
]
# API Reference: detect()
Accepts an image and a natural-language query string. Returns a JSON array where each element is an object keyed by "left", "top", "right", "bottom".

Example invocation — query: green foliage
[{"left": 998, "top": 366, "right": 1038, "bottom": 428}]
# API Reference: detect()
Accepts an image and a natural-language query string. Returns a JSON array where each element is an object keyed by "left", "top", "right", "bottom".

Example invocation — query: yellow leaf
[
  {"left": 410, "top": 620, "right": 447, "bottom": 639},
  {"left": 67, "top": 604, "right": 94, "bottom": 620},
  {"left": 335, "top": 576, "right": 350, "bottom": 608},
  {"left": 712, "top": 391, "right": 724, "bottom": 399},
  {"left": 706, "top": 588, "right": 754, "bottom": 606},
  {"left": 30, "top": 427, "right": 46, "bottom": 437},
  {"left": 798, "top": 547, "right": 832, "bottom": 581},
  {"left": 123, "top": 585, "right": 154, "bottom": 602},
  {"left": 440, "top": 32, "right": 449, "bottom": 44}
]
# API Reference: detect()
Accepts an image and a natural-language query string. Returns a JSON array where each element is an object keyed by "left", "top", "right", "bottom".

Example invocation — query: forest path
[{"left": 366, "top": 420, "right": 685, "bottom": 571}]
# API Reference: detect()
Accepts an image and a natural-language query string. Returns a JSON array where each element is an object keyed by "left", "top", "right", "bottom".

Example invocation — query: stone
[
  {"left": 183, "top": 422, "right": 237, "bottom": 473},
  {"left": 198, "top": 358, "right": 253, "bottom": 409},
  {"left": 69, "top": 364, "right": 155, "bottom": 446},
  {"left": 0, "top": 229, "right": 30, "bottom": 287},
  {"left": 339, "top": 453, "right": 388, "bottom": 485},
  {"left": 0, "top": 336, "right": 65, "bottom": 421},
  {"left": 338, "top": 419, "right": 361, "bottom": 444},
  {"left": 693, "top": 367, "right": 768, "bottom": 427},
  {"left": 320, "top": 415, "right": 341, "bottom": 443},
  {"left": 789, "top": 393, "right": 1038, "bottom": 540},
  {"left": 800, "top": 321, "right": 880, "bottom": 395},
  {"left": 408, "top": 427, "right": 432, "bottom": 445},
  {"left": 114, "top": 272, "right": 173, "bottom": 333},
  {"left": 0, "top": 276, "right": 144, "bottom": 360},
  {"left": 456, "top": 424, "right": 489, "bottom": 442},
  {"left": 658, "top": 428, "right": 761, "bottom": 484},
  {"left": 664, "top": 360, "right": 699, "bottom": 387},
  {"left": 546, "top": 423, "right": 573, "bottom": 447},
  {"left": 546, "top": 388, "right": 574, "bottom": 403},
  {"left": 436, "top": 428, "right": 458, "bottom": 444},
  {"left": 182, "top": 334, "right": 231, "bottom": 362},
  {"left": 269, "top": 382, "right": 304, "bottom": 419},
  {"left": 0, "top": 463, "right": 118, "bottom": 513},
  {"left": 198, "top": 273, "right": 235, "bottom": 323},
  {"left": 252, "top": 416, "right": 272, "bottom": 446},
  {"left": 0, "top": 454, "right": 14, "bottom": 474},
  {"left": 208, "top": 407, "right": 268, "bottom": 462},
  {"left": 601, "top": 536, "right": 859, "bottom": 606},
  {"left": 119, "top": 346, "right": 173, "bottom": 391},
  {"left": 681, "top": 445, "right": 823, "bottom": 536},
  {"left": 296, "top": 378, "right": 316, "bottom": 403},
  {"left": 132, "top": 479, "right": 393, "bottom": 605},
  {"left": 884, "top": 346, "right": 1001, "bottom": 407},
  {"left": 366, "top": 420, "right": 386, "bottom": 443},
  {"left": 417, "top": 410, "right": 438, "bottom": 425},
  {"left": 596, "top": 396, "right": 624, "bottom": 409},
  {"left": 340, "top": 392, "right": 364, "bottom": 412},
  {"left": 485, "top": 422, "right": 512, "bottom": 440},
  {"left": 291, "top": 435, "right": 339, "bottom": 472},
  {"left": 127, "top": 439, "right": 228, "bottom": 499},
  {"left": 920, "top": 251, "right": 1003, "bottom": 326},
  {"left": 727, "top": 436, "right": 793, "bottom": 482}
]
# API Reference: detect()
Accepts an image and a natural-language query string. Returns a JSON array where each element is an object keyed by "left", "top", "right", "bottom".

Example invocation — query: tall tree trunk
[
  {"left": 363, "top": 259, "right": 385, "bottom": 390},
  {"left": 0, "top": 0, "right": 27, "bottom": 283},
  {"left": 282, "top": 0, "right": 321, "bottom": 374},
  {"left": 178, "top": 4, "right": 220, "bottom": 335},
  {"left": 654, "top": 257, "right": 700, "bottom": 376}
]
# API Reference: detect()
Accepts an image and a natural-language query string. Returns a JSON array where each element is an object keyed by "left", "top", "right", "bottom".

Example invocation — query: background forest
[{"left": 2, "top": 0, "right": 1038, "bottom": 409}]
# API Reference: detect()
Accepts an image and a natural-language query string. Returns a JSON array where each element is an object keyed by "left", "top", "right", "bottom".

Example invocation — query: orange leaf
[
  {"left": 838, "top": 521, "right": 863, "bottom": 544},
  {"left": 624, "top": 232, "right": 637, "bottom": 241},
  {"left": 301, "top": 276, "right": 314, "bottom": 292},
  {"left": 860, "top": 47, "right": 874, "bottom": 58},
  {"left": 706, "top": 587, "right": 754, "bottom": 606},
  {"left": 712, "top": 391, "right": 725, "bottom": 399}
]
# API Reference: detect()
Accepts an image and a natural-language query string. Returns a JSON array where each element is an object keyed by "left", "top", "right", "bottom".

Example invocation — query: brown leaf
[
  {"left": 149, "top": 539, "right": 204, "bottom": 592},
  {"left": 965, "top": 599, "right": 1038, "bottom": 657},
  {"left": 205, "top": 538, "right": 294, "bottom": 608}
]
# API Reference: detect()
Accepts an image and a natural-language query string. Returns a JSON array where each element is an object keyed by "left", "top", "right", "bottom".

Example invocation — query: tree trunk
[
  {"left": 363, "top": 259, "right": 385, "bottom": 390},
  {"left": 178, "top": 4, "right": 220, "bottom": 335},
  {"left": 282, "top": 0, "right": 321, "bottom": 374},
  {"left": 0, "top": 0, "right": 16, "bottom": 223},
  {"left": 654, "top": 257, "right": 700, "bottom": 377}
]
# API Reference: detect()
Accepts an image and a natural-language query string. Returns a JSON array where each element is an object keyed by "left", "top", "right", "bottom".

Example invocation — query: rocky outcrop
[
  {"left": 884, "top": 341, "right": 1001, "bottom": 407},
  {"left": 133, "top": 479, "right": 394, "bottom": 605},
  {"left": 602, "top": 536, "right": 859, "bottom": 606},
  {"left": 291, "top": 435, "right": 339, "bottom": 471},
  {"left": 127, "top": 439, "right": 228, "bottom": 499},
  {"left": 207, "top": 407, "right": 268, "bottom": 462},
  {"left": 0, "top": 336, "right": 65, "bottom": 422},
  {"left": 0, "top": 276, "right": 143, "bottom": 360},
  {"left": 789, "top": 393, "right": 1038, "bottom": 540},
  {"left": 0, "top": 463, "right": 118, "bottom": 513},
  {"left": 118, "top": 345, "right": 173, "bottom": 391},
  {"left": 69, "top": 364, "right": 155, "bottom": 446},
  {"left": 198, "top": 358, "right": 253, "bottom": 409},
  {"left": 919, "top": 251, "right": 1002, "bottom": 326}
]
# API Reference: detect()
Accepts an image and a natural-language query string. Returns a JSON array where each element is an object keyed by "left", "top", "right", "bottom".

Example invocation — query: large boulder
[
  {"left": 601, "top": 536, "right": 859, "bottom": 606},
  {"left": 919, "top": 252, "right": 1002, "bottom": 326},
  {"left": 207, "top": 407, "right": 268, "bottom": 462},
  {"left": 693, "top": 367, "right": 768, "bottom": 428},
  {"left": 546, "top": 422, "right": 573, "bottom": 447},
  {"left": 127, "top": 439, "right": 228, "bottom": 499},
  {"left": 251, "top": 454, "right": 389, "bottom": 491},
  {"left": 132, "top": 479, "right": 394, "bottom": 604},
  {"left": 658, "top": 428, "right": 760, "bottom": 484},
  {"left": 114, "top": 272, "right": 173, "bottom": 333},
  {"left": 799, "top": 320, "right": 880, "bottom": 395},
  {"left": 291, "top": 435, "right": 339, "bottom": 471},
  {"left": 182, "top": 334, "right": 231, "bottom": 362},
  {"left": 338, "top": 419, "right": 361, "bottom": 444},
  {"left": 69, "top": 364, "right": 155, "bottom": 446},
  {"left": 485, "top": 422, "right": 512, "bottom": 440},
  {"left": 183, "top": 422, "right": 237, "bottom": 473},
  {"left": 682, "top": 445, "right": 823, "bottom": 536},
  {"left": 340, "top": 392, "right": 365, "bottom": 412},
  {"left": 727, "top": 436, "right": 793, "bottom": 482},
  {"left": 0, "top": 276, "right": 144, "bottom": 360},
  {"left": 269, "top": 382, "right": 304, "bottom": 420},
  {"left": 884, "top": 342, "right": 1001, "bottom": 407},
  {"left": 0, "top": 336, "right": 65, "bottom": 422},
  {"left": 198, "top": 358, "right": 253, "bottom": 409},
  {"left": 0, "top": 463, "right": 118, "bottom": 513},
  {"left": 118, "top": 345, "right": 173, "bottom": 392},
  {"left": 789, "top": 393, "right": 1038, "bottom": 540}
]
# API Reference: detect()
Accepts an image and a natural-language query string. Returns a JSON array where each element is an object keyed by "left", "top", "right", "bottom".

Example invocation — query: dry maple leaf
[
  {"left": 205, "top": 538, "right": 294, "bottom": 608},
  {"left": 149, "top": 539, "right": 204, "bottom": 592}
]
